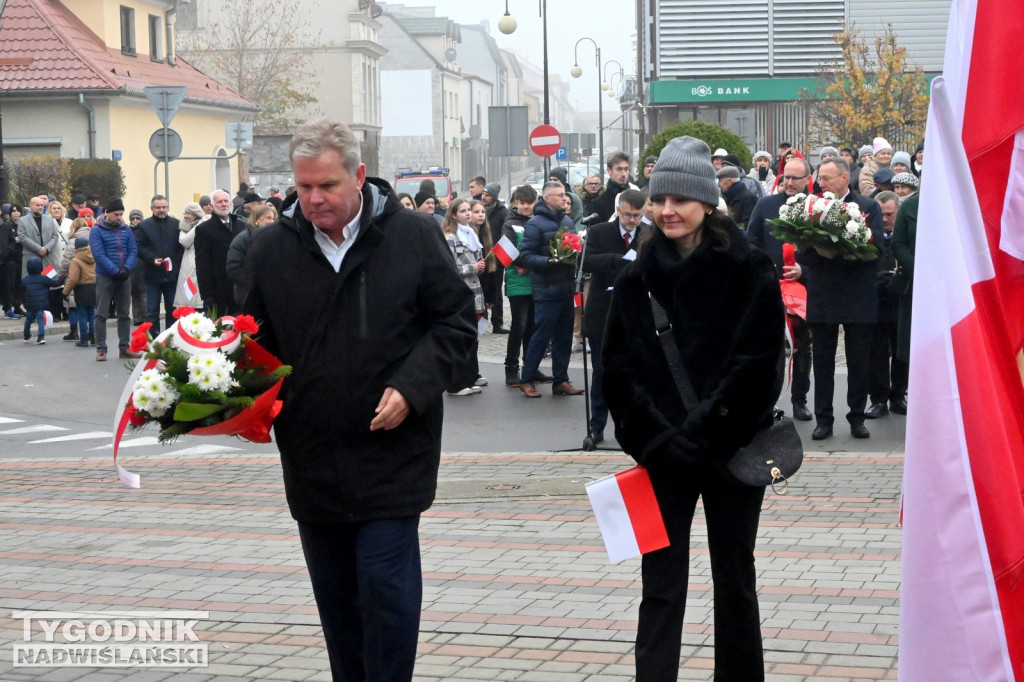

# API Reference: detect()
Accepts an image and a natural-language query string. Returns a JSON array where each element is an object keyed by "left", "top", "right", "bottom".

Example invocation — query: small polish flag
[
  {"left": 163, "top": 257, "right": 173, "bottom": 272},
  {"left": 181, "top": 275, "right": 198, "bottom": 301},
  {"left": 573, "top": 292, "right": 583, "bottom": 308},
  {"left": 41, "top": 265, "right": 58, "bottom": 279},
  {"left": 491, "top": 235, "right": 519, "bottom": 268},
  {"left": 43, "top": 310, "right": 54, "bottom": 327},
  {"left": 586, "top": 466, "right": 669, "bottom": 563},
  {"left": 477, "top": 315, "right": 489, "bottom": 339}
]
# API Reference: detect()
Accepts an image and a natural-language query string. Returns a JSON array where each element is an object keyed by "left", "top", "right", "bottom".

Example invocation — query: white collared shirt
[{"left": 312, "top": 194, "right": 363, "bottom": 272}]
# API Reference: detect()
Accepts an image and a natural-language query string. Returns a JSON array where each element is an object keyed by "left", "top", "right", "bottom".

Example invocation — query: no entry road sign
[{"left": 529, "top": 124, "right": 561, "bottom": 157}]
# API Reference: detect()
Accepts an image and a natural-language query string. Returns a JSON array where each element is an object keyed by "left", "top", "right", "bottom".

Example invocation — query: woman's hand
[{"left": 475, "top": 259, "right": 486, "bottom": 273}]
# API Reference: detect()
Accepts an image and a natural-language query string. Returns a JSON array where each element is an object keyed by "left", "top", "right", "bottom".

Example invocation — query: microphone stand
[{"left": 575, "top": 229, "right": 597, "bottom": 451}]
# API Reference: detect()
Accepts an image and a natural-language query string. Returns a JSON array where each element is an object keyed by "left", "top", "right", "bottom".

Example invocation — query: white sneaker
[
  {"left": 447, "top": 387, "right": 477, "bottom": 396},
  {"left": 474, "top": 377, "right": 488, "bottom": 387}
]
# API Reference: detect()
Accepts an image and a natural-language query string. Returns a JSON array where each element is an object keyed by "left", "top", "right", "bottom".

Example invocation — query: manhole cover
[{"left": 484, "top": 483, "right": 522, "bottom": 491}]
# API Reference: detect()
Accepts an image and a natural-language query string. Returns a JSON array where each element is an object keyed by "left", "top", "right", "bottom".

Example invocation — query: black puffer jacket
[
  {"left": 603, "top": 219, "right": 785, "bottom": 478},
  {"left": 517, "top": 200, "right": 576, "bottom": 301},
  {"left": 242, "top": 178, "right": 476, "bottom": 524}
]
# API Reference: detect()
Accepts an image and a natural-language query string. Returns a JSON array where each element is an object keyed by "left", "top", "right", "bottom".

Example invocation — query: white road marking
[
  {"left": 0, "top": 425, "right": 68, "bottom": 435},
  {"left": 29, "top": 431, "right": 113, "bottom": 444}
]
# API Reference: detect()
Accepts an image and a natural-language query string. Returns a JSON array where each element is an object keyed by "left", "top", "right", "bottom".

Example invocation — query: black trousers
[
  {"left": 637, "top": 470, "right": 765, "bottom": 681},
  {"left": 789, "top": 314, "right": 811, "bottom": 405},
  {"left": 447, "top": 336, "right": 480, "bottom": 391},
  {"left": 504, "top": 294, "right": 535, "bottom": 367},
  {"left": 480, "top": 271, "right": 504, "bottom": 329},
  {"left": 297, "top": 516, "right": 422, "bottom": 682},
  {"left": 869, "top": 320, "right": 908, "bottom": 403},
  {"left": 808, "top": 323, "right": 873, "bottom": 427}
]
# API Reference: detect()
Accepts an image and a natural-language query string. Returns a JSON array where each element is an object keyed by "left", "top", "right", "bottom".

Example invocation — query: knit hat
[
  {"left": 859, "top": 145, "right": 873, "bottom": 158},
  {"left": 711, "top": 148, "right": 728, "bottom": 158},
  {"left": 1, "top": 203, "right": 10, "bottom": 215},
  {"left": 873, "top": 168, "right": 895, "bottom": 185},
  {"left": 841, "top": 146, "right": 857, "bottom": 157},
  {"left": 129, "top": 208, "right": 144, "bottom": 221},
  {"left": 199, "top": 195, "right": 212, "bottom": 208},
  {"left": 644, "top": 155, "right": 659, "bottom": 166},
  {"left": 872, "top": 137, "right": 892, "bottom": 155},
  {"left": 891, "top": 151, "right": 912, "bottom": 169},
  {"left": 715, "top": 165, "right": 742, "bottom": 180},
  {"left": 482, "top": 183, "right": 501, "bottom": 199},
  {"left": 183, "top": 202, "right": 204, "bottom": 219},
  {"left": 819, "top": 146, "right": 840, "bottom": 159},
  {"left": 414, "top": 190, "right": 434, "bottom": 208},
  {"left": 891, "top": 172, "right": 919, "bottom": 188},
  {"left": 27, "top": 257, "right": 42, "bottom": 275},
  {"left": 649, "top": 136, "right": 719, "bottom": 205},
  {"left": 74, "top": 236, "right": 89, "bottom": 249},
  {"left": 105, "top": 198, "right": 125, "bottom": 213},
  {"left": 78, "top": 207, "right": 94, "bottom": 219},
  {"left": 753, "top": 150, "right": 772, "bottom": 162}
]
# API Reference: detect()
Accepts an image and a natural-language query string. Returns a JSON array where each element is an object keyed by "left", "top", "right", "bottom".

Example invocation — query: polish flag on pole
[
  {"left": 490, "top": 235, "right": 519, "bottom": 268},
  {"left": 899, "top": 0, "right": 1024, "bottom": 679},
  {"left": 586, "top": 466, "right": 669, "bottom": 563},
  {"left": 181, "top": 275, "right": 198, "bottom": 301},
  {"left": 41, "top": 265, "right": 58, "bottom": 279},
  {"left": 163, "top": 257, "right": 173, "bottom": 272}
]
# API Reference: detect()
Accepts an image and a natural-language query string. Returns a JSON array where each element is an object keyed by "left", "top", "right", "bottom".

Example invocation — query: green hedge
[{"left": 640, "top": 121, "right": 752, "bottom": 175}]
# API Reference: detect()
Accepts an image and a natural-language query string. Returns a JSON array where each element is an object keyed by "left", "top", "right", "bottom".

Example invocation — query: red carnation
[
  {"left": 173, "top": 306, "right": 197, "bottom": 319},
  {"left": 232, "top": 315, "right": 259, "bottom": 335},
  {"left": 133, "top": 322, "right": 153, "bottom": 337},
  {"left": 128, "top": 334, "right": 149, "bottom": 353},
  {"left": 127, "top": 405, "right": 147, "bottom": 427}
]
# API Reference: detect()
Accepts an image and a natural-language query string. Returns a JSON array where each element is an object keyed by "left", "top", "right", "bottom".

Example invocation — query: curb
[{"left": 0, "top": 320, "right": 74, "bottom": 342}]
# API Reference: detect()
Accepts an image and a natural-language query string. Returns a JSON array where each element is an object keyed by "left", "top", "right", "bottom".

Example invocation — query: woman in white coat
[{"left": 174, "top": 202, "right": 205, "bottom": 309}]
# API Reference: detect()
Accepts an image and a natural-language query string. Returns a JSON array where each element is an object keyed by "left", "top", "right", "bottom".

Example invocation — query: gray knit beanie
[
  {"left": 819, "top": 146, "right": 840, "bottom": 160},
  {"left": 648, "top": 136, "right": 719, "bottom": 205},
  {"left": 891, "top": 151, "right": 913, "bottom": 169}
]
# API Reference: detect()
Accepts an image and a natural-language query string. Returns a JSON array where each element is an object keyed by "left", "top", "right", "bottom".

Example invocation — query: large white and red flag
[{"left": 899, "top": 0, "right": 1024, "bottom": 679}]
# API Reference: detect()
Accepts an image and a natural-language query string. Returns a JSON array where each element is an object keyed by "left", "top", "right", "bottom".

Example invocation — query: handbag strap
[{"left": 649, "top": 294, "right": 699, "bottom": 413}]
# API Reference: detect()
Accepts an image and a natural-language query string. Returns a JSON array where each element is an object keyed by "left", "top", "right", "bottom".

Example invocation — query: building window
[
  {"left": 120, "top": 6, "right": 136, "bottom": 56},
  {"left": 148, "top": 15, "right": 163, "bottom": 62}
]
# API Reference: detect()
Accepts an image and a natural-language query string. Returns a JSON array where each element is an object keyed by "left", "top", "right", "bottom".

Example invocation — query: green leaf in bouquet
[{"left": 173, "top": 402, "right": 226, "bottom": 422}]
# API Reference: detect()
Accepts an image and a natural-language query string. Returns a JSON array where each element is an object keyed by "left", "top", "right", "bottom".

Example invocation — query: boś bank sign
[{"left": 649, "top": 77, "right": 821, "bottom": 103}]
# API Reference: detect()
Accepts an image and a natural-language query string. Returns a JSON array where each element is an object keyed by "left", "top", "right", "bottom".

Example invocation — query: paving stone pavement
[{"left": 0, "top": 434, "right": 903, "bottom": 681}]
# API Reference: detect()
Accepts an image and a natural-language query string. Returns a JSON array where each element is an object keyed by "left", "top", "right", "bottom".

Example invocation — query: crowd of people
[
  {"left": 0, "top": 184, "right": 283, "bottom": 358},
  {"left": 0, "top": 121, "right": 922, "bottom": 680}
]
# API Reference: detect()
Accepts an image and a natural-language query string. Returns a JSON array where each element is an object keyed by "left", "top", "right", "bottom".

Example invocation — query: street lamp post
[
  {"left": 570, "top": 37, "right": 603, "bottom": 182},
  {"left": 499, "top": 0, "right": 552, "bottom": 176}
]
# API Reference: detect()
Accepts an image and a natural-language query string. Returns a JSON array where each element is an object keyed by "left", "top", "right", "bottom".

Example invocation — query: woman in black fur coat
[{"left": 603, "top": 136, "right": 785, "bottom": 681}]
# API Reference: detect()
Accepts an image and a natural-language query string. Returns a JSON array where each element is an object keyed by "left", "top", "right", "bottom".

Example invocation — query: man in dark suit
[
  {"left": 195, "top": 189, "right": 246, "bottom": 315},
  {"left": 747, "top": 157, "right": 815, "bottom": 421},
  {"left": 582, "top": 189, "right": 646, "bottom": 444},
  {"left": 796, "top": 158, "right": 884, "bottom": 440}
]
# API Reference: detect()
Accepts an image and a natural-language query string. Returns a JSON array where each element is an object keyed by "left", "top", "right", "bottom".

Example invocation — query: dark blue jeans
[
  {"left": 521, "top": 296, "right": 574, "bottom": 385},
  {"left": 24, "top": 309, "right": 44, "bottom": 339},
  {"left": 77, "top": 306, "right": 96, "bottom": 339},
  {"left": 146, "top": 279, "right": 178, "bottom": 333},
  {"left": 297, "top": 515, "right": 422, "bottom": 682}
]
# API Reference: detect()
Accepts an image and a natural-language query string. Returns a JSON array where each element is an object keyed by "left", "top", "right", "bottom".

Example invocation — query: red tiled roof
[{"left": 0, "top": 0, "right": 257, "bottom": 110}]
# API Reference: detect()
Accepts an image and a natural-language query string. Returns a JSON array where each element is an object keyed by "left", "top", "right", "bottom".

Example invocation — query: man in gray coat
[{"left": 16, "top": 196, "right": 61, "bottom": 315}]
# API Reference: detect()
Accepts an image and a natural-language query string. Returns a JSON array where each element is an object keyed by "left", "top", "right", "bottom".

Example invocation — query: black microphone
[{"left": 580, "top": 213, "right": 601, "bottom": 225}]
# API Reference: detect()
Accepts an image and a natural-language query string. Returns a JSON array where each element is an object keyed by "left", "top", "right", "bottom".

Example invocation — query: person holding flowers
[
  {"left": 241, "top": 119, "right": 476, "bottom": 682},
  {"left": 793, "top": 158, "right": 883, "bottom": 440}
]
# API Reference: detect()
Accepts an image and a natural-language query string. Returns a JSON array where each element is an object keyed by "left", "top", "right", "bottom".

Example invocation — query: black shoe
[
  {"left": 890, "top": 397, "right": 908, "bottom": 415},
  {"left": 865, "top": 402, "right": 889, "bottom": 419},
  {"left": 505, "top": 365, "right": 521, "bottom": 386},
  {"left": 492, "top": 326, "right": 510, "bottom": 334},
  {"left": 530, "top": 371, "right": 554, "bottom": 384},
  {"left": 63, "top": 330, "right": 79, "bottom": 341},
  {"left": 811, "top": 424, "right": 833, "bottom": 440},
  {"left": 75, "top": 340, "right": 90, "bottom": 348},
  {"left": 851, "top": 423, "right": 870, "bottom": 439},
  {"left": 590, "top": 431, "right": 604, "bottom": 445},
  {"left": 791, "top": 402, "right": 812, "bottom": 421}
]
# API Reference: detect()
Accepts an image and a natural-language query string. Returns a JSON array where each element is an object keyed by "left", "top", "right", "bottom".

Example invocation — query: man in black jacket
[
  {"left": 243, "top": 119, "right": 475, "bottom": 682},
  {"left": 716, "top": 165, "right": 756, "bottom": 228},
  {"left": 581, "top": 189, "right": 646, "bottom": 443},
  {"left": 481, "top": 183, "right": 509, "bottom": 333},
  {"left": 517, "top": 181, "right": 585, "bottom": 398},
  {"left": 590, "top": 151, "right": 637, "bottom": 223},
  {"left": 195, "top": 190, "right": 245, "bottom": 315},
  {"left": 797, "top": 158, "right": 884, "bottom": 440},
  {"left": 135, "top": 195, "right": 182, "bottom": 332},
  {"left": 746, "top": 157, "right": 816, "bottom": 421}
]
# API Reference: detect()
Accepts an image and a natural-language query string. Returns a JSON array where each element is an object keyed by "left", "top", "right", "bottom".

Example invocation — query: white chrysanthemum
[
  {"left": 822, "top": 191, "right": 836, "bottom": 200},
  {"left": 813, "top": 198, "right": 831, "bottom": 215},
  {"left": 187, "top": 352, "right": 235, "bottom": 392},
  {"left": 132, "top": 369, "right": 179, "bottom": 417},
  {"left": 180, "top": 313, "right": 217, "bottom": 338},
  {"left": 845, "top": 220, "right": 861, "bottom": 237},
  {"left": 785, "top": 195, "right": 800, "bottom": 205}
]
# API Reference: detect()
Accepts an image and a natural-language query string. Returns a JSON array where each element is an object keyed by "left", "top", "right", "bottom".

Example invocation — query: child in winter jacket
[
  {"left": 21, "top": 256, "right": 56, "bottom": 344},
  {"left": 62, "top": 237, "right": 97, "bottom": 347}
]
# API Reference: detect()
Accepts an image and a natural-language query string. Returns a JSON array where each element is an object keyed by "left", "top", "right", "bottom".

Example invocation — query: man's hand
[
  {"left": 370, "top": 387, "right": 410, "bottom": 431},
  {"left": 155, "top": 258, "right": 164, "bottom": 266},
  {"left": 782, "top": 263, "right": 802, "bottom": 280},
  {"left": 39, "top": 247, "right": 48, "bottom": 256}
]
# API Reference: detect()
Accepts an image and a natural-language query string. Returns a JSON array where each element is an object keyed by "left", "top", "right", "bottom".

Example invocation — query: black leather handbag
[{"left": 649, "top": 295, "right": 803, "bottom": 494}]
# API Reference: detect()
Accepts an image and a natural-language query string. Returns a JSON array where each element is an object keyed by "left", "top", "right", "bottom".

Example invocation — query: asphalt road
[{"left": 0, "top": 318, "right": 907, "bottom": 463}]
